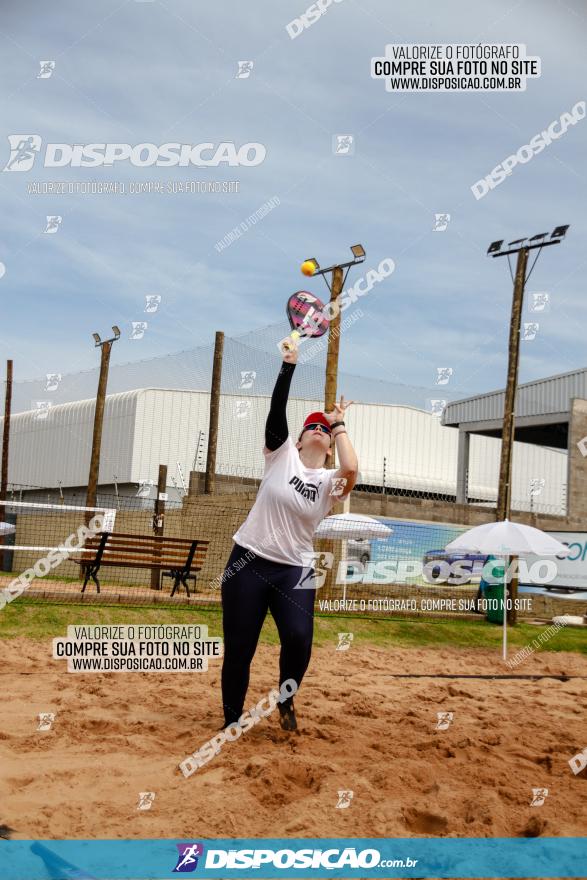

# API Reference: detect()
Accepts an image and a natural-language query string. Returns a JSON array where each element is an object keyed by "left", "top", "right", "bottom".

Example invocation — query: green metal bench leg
[
  {"left": 170, "top": 569, "right": 191, "bottom": 598},
  {"left": 81, "top": 565, "right": 100, "bottom": 594}
]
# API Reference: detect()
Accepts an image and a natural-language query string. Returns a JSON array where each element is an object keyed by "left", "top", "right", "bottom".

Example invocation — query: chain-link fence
[
  {"left": 0, "top": 327, "right": 569, "bottom": 517},
  {"left": 0, "top": 493, "right": 566, "bottom": 621},
  {"left": 0, "top": 323, "right": 575, "bottom": 622}
]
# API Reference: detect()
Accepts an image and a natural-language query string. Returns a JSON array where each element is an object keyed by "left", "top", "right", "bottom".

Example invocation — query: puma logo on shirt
[
  {"left": 233, "top": 437, "right": 336, "bottom": 566},
  {"left": 289, "top": 475, "right": 322, "bottom": 502}
]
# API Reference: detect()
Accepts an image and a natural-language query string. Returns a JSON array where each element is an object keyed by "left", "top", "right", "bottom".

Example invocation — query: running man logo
[
  {"left": 236, "top": 61, "right": 254, "bottom": 78},
  {"left": 34, "top": 401, "right": 52, "bottom": 420},
  {"left": 296, "top": 551, "right": 334, "bottom": 589},
  {"left": 137, "top": 791, "right": 156, "bottom": 810},
  {"left": 330, "top": 477, "right": 347, "bottom": 497},
  {"left": 433, "top": 213, "right": 451, "bottom": 231},
  {"left": 333, "top": 134, "right": 354, "bottom": 155},
  {"left": 530, "top": 788, "right": 549, "bottom": 807},
  {"left": 529, "top": 477, "right": 545, "bottom": 497},
  {"left": 336, "top": 790, "right": 354, "bottom": 809},
  {"left": 45, "top": 373, "right": 61, "bottom": 392},
  {"left": 38, "top": 61, "right": 56, "bottom": 79},
  {"left": 522, "top": 322, "right": 539, "bottom": 341},
  {"left": 428, "top": 398, "right": 447, "bottom": 418},
  {"left": 239, "top": 370, "right": 256, "bottom": 389},
  {"left": 336, "top": 632, "right": 353, "bottom": 652},
  {"left": 3, "top": 135, "right": 42, "bottom": 171},
  {"left": 37, "top": 712, "right": 55, "bottom": 731},
  {"left": 530, "top": 292, "right": 550, "bottom": 312},
  {"left": 145, "top": 294, "right": 161, "bottom": 313},
  {"left": 435, "top": 367, "right": 453, "bottom": 385},
  {"left": 235, "top": 399, "right": 252, "bottom": 419},
  {"left": 435, "top": 711, "right": 454, "bottom": 730},
  {"left": 44, "top": 215, "right": 62, "bottom": 234},
  {"left": 289, "top": 475, "right": 322, "bottom": 502},
  {"left": 173, "top": 843, "right": 204, "bottom": 873},
  {"left": 130, "top": 321, "right": 148, "bottom": 340}
]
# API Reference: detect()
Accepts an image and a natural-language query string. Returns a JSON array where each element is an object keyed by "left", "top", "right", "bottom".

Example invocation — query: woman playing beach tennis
[{"left": 220, "top": 340, "right": 359, "bottom": 731}]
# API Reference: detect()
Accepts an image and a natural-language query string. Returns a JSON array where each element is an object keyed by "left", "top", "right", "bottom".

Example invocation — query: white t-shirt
[{"left": 233, "top": 437, "right": 339, "bottom": 566}]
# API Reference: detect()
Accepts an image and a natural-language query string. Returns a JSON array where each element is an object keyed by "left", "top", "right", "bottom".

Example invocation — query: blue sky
[{"left": 0, "top": 0, "right": 586, "bottom": 401}]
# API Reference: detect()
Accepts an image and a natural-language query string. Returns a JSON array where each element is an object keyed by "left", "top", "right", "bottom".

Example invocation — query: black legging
[{"left": 221, "top": 542, "right": 315, "bottom": 725}]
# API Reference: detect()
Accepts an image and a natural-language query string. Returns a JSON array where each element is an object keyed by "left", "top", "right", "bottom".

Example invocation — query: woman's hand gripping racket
[{"left": 280, "top": 291, "right": 330, "bottom": 356}]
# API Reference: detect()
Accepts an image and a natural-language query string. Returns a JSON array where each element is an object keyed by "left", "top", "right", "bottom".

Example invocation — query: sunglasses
[{"left": 302, "top": 423, "right": 331, "bottom": 436}]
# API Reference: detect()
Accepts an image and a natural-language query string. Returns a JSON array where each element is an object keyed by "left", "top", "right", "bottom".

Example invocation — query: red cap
[{"left": 302, "top": 411, "right": 331, "bottom": 432}]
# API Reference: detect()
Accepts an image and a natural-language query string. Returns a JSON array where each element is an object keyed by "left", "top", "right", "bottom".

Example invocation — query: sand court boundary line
[
  {"left": 383, "top": 672, "right": 587, "bottom": 680},
  {"left": 2, "top": 671, "right": 586, "bottom": 678}
]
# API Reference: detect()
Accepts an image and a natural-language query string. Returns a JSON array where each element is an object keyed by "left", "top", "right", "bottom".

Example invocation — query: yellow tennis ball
[{"left": 301, "top": 260, "right": 315, "bottom": 277}]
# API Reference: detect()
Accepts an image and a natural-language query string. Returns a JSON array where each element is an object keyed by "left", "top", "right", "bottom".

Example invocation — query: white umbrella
[
  {"left": 445, "top": 519, "right": 569, "bottom": 661},
  {"left": 445, "top": 519, "right": 569, "bottom": 557},
  {"left": 0, "top": 522, "right": 16, "bottom": 536},
  {"left": 315, "top": 513, "right": 392, "bottom": 540}
]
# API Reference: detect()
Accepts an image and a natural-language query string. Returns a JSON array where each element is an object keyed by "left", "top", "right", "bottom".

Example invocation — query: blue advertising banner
[{"left": 1, "top": 838, "right": 586, "bottom": 879}]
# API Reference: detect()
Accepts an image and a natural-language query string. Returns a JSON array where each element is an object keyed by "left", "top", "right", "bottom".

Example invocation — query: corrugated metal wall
[
  {"left": 132, "top": 389, "right": 211, "bottom": 486},
  {"left": 131, "top": 390, "right": 327, "bottom": 486},
  {"left": 2, "top": 391, "right": 138, "bottom": 487},
  {"left": 444, "top": 367, "right": 587, "bottom": 425},
  {"left": 2, "top": 388, "right": 567, "bottom": 513}
]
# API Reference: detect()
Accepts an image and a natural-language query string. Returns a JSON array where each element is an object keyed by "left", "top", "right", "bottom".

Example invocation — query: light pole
[
  {"left": 488, "top": 226, "right": 569, "bottom": 522},
  {"left": 205, "top": 331, "right": 224, "bottom": 495},
  {"left": 0, "top": 359, "right": 13, "bottom": 571},
  {"left": 1, "top": 359, "right": 13, "bottom": 504},
  {"left": 301, "top": 244, "right": 366, "bottom": 435},
  {"left": 488, "top": 226, "right": 569, "bottom": 626},
  {"left": 86, "top": 327, "right": 120, "bottom": 515},
  {"left": 300, "top": 246, "right": 365, "bottom": 598}
]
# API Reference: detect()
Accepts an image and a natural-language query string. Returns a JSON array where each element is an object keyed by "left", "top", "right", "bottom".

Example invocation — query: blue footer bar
[{"left": 0, "top": 838, "right": 586, "bottom": 879}]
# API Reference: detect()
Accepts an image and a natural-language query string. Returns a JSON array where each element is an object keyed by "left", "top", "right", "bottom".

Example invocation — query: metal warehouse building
[
  {"left": 2, "top": 388, "right": 566, "bottom": 513},
  {"left": 442, "top": 365, "right": 587, "bottom": 520}
]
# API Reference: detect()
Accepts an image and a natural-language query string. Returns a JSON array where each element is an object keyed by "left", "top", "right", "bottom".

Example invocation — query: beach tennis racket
[{"left": 284, "top": 291, "right": 329, "bottom": 349}]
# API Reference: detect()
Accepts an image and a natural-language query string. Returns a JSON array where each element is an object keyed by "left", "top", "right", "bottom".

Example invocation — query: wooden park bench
[{"left": 74, "top": 532, "right": 210, "bottom": 596}]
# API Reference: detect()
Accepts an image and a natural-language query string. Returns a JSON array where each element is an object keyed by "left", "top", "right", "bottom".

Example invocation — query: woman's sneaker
[{"left": 278, "top": 701, "right": 297, "bottom": 731}]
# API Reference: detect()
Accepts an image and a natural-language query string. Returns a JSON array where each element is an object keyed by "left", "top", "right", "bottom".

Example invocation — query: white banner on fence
[{"left": 523, "top": 532, "right": 587, "bottom": 590}]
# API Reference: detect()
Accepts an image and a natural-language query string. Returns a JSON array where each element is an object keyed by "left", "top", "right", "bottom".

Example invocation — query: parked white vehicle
[{"left": 347, "top": 538, "right": 371, "bottom": 564}]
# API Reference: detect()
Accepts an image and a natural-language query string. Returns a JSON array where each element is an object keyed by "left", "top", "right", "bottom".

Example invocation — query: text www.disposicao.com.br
[{"left": 69, "top": 657, "right": 202, "bottom": 671}]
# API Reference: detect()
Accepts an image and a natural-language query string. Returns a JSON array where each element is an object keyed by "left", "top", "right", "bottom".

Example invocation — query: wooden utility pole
[
  {"left": 488, "top": 227, "right": 570, "bottom": 628},
  {"left": 496, "top": 246, "right": 528, "bottom": 626},
  {"left": 324, "top": 265, "right": 346, "bottom": 518},
  {"left": 151, "top": 464, "right": 167, "bottom": 590},
  {"left": 0, "top": 360, "right": 13, "bottom": 571},
  {"left": 205, "top": 331, "right": 224, "bottom": 494},
  {"left": 324, "top": 265, "right": 344, "bottom": 418},
  {"left": 86, "top": 341, "right": 114, "bottom": 515},
  {"left": 496, "top": 246, "right": 529, "bottom": 524},
  {"left": 1, "top": 359, "right": 12, "bottom": 502},
  {"left": 321, "top": 265, "right": 346, "bottom": 596}
]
